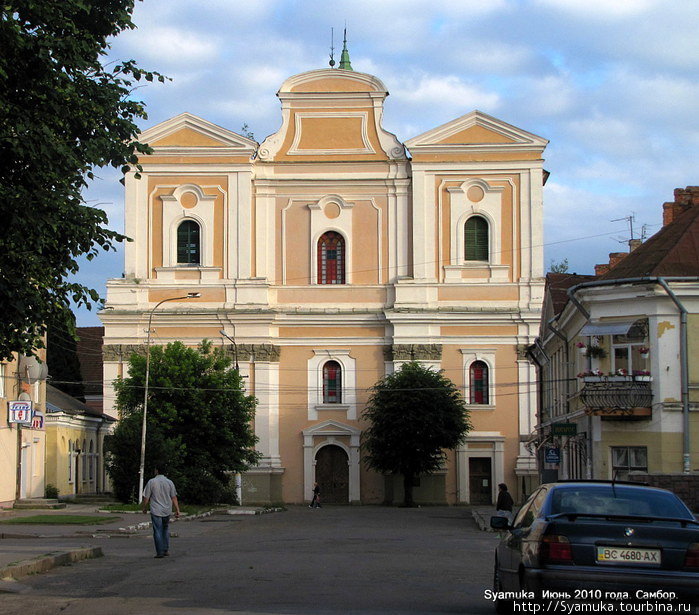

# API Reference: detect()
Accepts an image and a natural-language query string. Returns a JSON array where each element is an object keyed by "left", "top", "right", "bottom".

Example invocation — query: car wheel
[{"left": 493, "top": 559, "right": 512, "bottom": 614}]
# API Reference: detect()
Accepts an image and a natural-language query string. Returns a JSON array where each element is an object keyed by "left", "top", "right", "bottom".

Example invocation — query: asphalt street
[{"left": 1, "top": 505, "right": 499, "bottom": 615}]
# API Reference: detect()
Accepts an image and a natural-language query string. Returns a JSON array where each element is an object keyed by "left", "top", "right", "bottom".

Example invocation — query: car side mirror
[{"left": 490, "top": 515, "right": 511, "bottom": 531}]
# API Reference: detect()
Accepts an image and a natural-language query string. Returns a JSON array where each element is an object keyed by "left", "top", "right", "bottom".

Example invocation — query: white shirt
[{"left": 143, "top": 474, "right": 177, "bottom": 517}]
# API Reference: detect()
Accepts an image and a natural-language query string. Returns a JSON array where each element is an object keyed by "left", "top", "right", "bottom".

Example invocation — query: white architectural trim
[
  {"left": 461, "top": 349, "right": 496, "bottom": 408},
  {"left": 289, "top": 112, "right": 374, "bottom": 155},
  {"left": 455, "top": 434, "right": 506, "bottom": 504},
  {"left": 302, "top": 419, "right": 361, "bottom": 503},
  {"left": 160, "top": 184, "right": 218, "bottom": 268},
  {"left": 405, "top": 110, "right": 548, "bottom": 154},
  {"left": 309, "top": 195, "right": 354, "bottom": 285},
  {"left": 307, "top": 349, "right": 357, "bottom": 420}
]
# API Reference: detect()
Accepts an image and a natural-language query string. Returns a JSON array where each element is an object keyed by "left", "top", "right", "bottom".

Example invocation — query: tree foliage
[
  {"left": 0, "top": 1, "right": 165, "bottom": 360},
  {"left": 106, "top": 341, "right": 260, "bottom": 504},
  {"left": 549, "top": 258, "right": 570, "bottom": 273},
  {"left": 361, "top": 361, "right": 472, "bottom": 506}
]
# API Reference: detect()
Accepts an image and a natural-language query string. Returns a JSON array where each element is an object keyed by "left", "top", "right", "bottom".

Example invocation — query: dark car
[{"left": 489, "top": 481, "right": 699, "bottom": 612}]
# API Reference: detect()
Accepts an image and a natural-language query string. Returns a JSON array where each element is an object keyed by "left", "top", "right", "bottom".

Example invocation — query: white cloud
[
  {"left": 533, "top": 0, "right": 657, "bottom": 19},
  {"left": 391, "top": 74, "right": 501, "bottom": 115},
  {"left": 117, "top": 26, "right": 220, "bottom": 65}
]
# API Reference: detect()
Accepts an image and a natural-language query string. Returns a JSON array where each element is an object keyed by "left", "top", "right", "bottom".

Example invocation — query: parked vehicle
[{"left": 489, "top": 481, "right": 699, "bottom": 613}]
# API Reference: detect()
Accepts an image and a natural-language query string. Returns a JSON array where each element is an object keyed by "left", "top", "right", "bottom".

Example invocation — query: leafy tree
[
  {"left": 0, "top": 1, "right": 165, "bottom": 361},
  {"left": 549, "top": 258, "right": 570, "bottom": 273},
  {"left": 362, "top": 361, "right": 472, "bottom": 506},
  {"left": 106, "top": 341, "right": 260, "bottom": 504}
]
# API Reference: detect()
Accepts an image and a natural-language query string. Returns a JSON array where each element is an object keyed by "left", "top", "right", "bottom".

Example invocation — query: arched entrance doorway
[{"left": 315, "top": 445, "right": 349, "bottom": 504}]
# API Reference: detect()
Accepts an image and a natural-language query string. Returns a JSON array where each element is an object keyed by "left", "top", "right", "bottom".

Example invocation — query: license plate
[{"left": 597, "top": 547, "right": 660, "bottom": 565}]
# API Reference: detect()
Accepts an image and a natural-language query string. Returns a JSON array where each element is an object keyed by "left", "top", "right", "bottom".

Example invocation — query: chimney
[
  {"left": 629, "top": 238, "right": 642, "bottom": 251},
  {"left": 595, "top": 252, "right": 628, "bottom": 277},
  {"left": 663, "top": 186, "right": 699, "bottom": 226}
]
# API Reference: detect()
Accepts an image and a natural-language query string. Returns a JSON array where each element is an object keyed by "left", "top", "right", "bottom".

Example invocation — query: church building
[{"left": 100, "top": 54, "right": 548, "bottom": 505}]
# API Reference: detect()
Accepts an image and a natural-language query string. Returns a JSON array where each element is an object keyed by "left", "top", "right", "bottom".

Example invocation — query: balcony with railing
[{"left": 577, "top": 374, "right": 653, "bottom": 420}]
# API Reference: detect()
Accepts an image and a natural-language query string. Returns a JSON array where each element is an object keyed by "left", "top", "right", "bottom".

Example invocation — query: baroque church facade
[{"left": 101, "top": 64, "right": 548, "bottom": 505}]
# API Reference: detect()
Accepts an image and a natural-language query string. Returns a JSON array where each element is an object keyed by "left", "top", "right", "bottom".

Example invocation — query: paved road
[{"left": 1, "top": 505, "right": 500, "bottom": 615}]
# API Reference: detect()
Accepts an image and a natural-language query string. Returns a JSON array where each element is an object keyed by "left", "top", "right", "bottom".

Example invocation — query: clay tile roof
[
  {"left": 546, "top": 272, "right": 596, "bottom": 315},
  {"left": 599, "top": 205, "right": 699, "bottom": 279}
]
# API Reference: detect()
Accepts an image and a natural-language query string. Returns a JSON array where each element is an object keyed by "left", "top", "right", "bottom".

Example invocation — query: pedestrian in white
[{"left": 142, "top": 468, "right": 180, "bottom": 558}]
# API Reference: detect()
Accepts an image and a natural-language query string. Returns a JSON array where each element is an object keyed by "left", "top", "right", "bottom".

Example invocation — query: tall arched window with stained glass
[
  {"left": 470, "top": 360, "right": 489, "bottom": 404},
  {"left": 323, "top": 360, "right": 342, "bottom": 403},
  {"left": 317, "top": 231, "right": 345, "bottom": 284}
]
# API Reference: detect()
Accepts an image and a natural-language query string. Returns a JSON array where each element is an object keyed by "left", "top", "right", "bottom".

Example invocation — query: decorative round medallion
[
  {"left": 325, "top": 202, "right": 341, "bottom": 219},
  {"left": 180, "top": 191, "right": 198, "bottom": 209},
  {"left": 467, "top": 186, "right": 485, "bottom": 203}
]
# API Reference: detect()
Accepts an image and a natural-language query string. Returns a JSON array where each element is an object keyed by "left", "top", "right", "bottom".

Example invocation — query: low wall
[{"left": 627, "top": 474, "right": 699, "bottom": 512}]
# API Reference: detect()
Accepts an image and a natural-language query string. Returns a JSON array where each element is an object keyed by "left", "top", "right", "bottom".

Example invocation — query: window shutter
[{"left": 465, "top": 216, "right": 489, "bottom": 261}]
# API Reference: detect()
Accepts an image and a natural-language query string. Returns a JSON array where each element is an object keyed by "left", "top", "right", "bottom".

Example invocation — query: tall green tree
[
  {"left": 0, "top": 1, "right": 165, "bottom": 361},
  {"left": 362, "top": 361, "right": 472, "bottom": 506},
  {"left": 106, "top": 341, "right": 260, "bottom": 504}
]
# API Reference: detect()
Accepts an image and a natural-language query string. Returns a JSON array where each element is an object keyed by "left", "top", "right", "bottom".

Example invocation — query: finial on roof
[
  {"left": 339, "top": 27, "right": 353, "bottom": 71},
  {"left": 329, "top": 27, "right": 336, "bottom": 68}
]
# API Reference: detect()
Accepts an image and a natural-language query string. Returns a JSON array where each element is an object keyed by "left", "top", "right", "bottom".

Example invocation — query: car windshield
[{"left": 549, "top": 485, "right": 691, "bottom": 519}]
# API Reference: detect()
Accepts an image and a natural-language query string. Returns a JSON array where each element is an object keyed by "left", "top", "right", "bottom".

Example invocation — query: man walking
[{"left": 142, "top": 468, "right": 180, "bottom": 558}]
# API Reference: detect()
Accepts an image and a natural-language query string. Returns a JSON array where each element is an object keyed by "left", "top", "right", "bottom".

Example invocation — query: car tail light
[
  {"left": 541, "top": 535, "right": 572, "bottom": 564},
  {"left": 684, "top": 543, "right": 699, "bottom": 569}
]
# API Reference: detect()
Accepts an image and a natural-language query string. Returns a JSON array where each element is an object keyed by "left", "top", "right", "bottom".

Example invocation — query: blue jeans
[{"left": 150, "top": 514, "right": 170, "bottom": 556}]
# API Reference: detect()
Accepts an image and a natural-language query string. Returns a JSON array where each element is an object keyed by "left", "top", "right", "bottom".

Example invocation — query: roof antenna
[{"left": 329, "top": 27, "right": 336, "bottom": 68}]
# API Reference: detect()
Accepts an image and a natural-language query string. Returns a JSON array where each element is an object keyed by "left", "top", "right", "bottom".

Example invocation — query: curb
[
  {"left": 0, "top": 547, "right": 103, "bottom": 581},
  {"left": 472, "top": 509, "right": 494, "bottom": 532}
]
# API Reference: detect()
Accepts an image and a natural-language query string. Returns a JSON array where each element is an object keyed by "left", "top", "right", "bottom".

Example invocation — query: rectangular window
[
  {"left": 611, "top": 446, "right": 647, "bottom": 480},
  {"left": 0, "top": 363, "right": 4, "bottom": 398}
]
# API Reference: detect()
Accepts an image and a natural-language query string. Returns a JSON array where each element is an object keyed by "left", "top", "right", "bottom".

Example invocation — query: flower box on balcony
[{"left": 634, "top": 375, "right": 652, "bottom": 382}]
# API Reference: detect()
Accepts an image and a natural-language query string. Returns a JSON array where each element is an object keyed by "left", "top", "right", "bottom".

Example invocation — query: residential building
[
  {"left": 0, "top": 352, "right": 47, "bottom": 507},
  {"left": 44, "top": 384, "right": 114, "bottom": 498},
  {"left": 531, "top": 186, "right": 699, "bottom": 486},
  {"left": 100, "top": 61, "right": 547, "bottom": 505}
]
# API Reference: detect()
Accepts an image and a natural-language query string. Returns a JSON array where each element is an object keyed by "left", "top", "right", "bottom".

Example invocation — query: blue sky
[{"left": 75, "top": 0, "right": 699, "bottom": 325}]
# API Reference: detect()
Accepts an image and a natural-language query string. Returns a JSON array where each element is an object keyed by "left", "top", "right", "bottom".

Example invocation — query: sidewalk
[{"left": 0, "top": 502, "right": 270, "bottom": 581}]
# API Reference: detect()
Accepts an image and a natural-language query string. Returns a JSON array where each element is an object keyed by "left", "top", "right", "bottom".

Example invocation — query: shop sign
[
  {"left": 544, "top": 447, "right": 561, "bottom": 464},
  {"left": 8, "top": 400, "right": 34, "bottom": 424},
  {"left": 552, "top": 422, "right": 577, "bottom": 437},
  {"left": 31, "top": 410, "right": 44, "bottom": 429}
]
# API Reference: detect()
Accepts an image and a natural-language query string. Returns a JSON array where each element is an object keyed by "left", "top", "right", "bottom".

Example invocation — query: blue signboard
[{"left": 544, "top": 447, "right": 560, "bottom": 464}]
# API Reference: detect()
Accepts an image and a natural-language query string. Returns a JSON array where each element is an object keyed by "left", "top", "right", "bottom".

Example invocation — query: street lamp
[
  {"left": 138, "top": 292, "right": 200, "bottom": 502},
  {"left": 219, "top": 328, "right": 239, "bottom": 371}
]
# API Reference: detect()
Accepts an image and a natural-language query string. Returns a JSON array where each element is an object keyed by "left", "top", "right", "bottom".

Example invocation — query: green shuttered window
[{"left": 464, "top": 216, "right": 489, "bottom": 261}]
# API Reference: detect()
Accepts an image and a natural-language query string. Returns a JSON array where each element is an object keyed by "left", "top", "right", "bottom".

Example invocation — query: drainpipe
[
  {"left": 656, "top": 279, "right": 690, "bottom": 474},
  {"left": 568, "top": 276, "right": 698, "bottom": 474}
]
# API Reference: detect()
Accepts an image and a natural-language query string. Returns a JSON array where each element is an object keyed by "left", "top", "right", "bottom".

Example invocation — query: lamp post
[
  {"left": 219, "top": 328, "right": 239, "bottom": 371},
  {"left": 138, "top": 292, "right": 200, "bottom": 502}
]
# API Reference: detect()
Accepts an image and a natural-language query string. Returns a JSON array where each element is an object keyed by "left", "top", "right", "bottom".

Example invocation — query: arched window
[
  {"left": 470, "top": 360, "right": 489, "bottom": 404},
  {"left": 464, "top": 216, "right": 489, "bottom": 261},
  {"left": 317, "top": 232, "right": 345, "bottom": 284},
  {"left": 177, "top": 220, "right": 201, "bottom": 265},
  {"left": 323, "top": 360, "right": 342, "bottom": 403}
]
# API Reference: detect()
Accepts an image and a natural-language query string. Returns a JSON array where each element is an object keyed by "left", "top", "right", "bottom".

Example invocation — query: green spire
[{"left": 339, "top": 28, "right": 353, "bottom": 71}]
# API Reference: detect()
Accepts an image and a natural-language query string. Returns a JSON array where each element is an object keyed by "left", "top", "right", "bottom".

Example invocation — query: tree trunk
[{"left": 403, "top": 472, "right": 415, "bottom": 507}]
